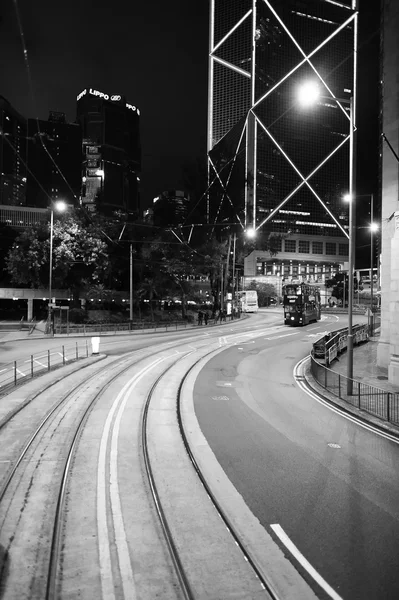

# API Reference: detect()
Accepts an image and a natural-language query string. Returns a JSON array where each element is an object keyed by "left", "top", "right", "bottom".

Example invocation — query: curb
[{"left": 301, "top": 357, "right": 399, "bottom": 440}]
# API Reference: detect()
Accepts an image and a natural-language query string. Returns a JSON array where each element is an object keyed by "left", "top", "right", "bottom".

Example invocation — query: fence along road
[{"left": 310, "top": 325, "right": 399, "bottom": 428}]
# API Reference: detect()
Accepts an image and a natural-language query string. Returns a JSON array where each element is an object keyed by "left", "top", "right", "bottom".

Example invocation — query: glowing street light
[
  {"left": 299, "top": 81, "right": 355, "bottom": 391},
  {"left": 48, "top": 200, "right": 68, "bottom": 335},
  {"left": 245, "top": 227, "right": 256, "bottom": 239},
  {"left": 297, "top": 81, "right": 321, "bottom": 107}
]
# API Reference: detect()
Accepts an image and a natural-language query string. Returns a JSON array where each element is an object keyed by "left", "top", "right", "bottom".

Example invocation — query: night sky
[{"left": 0, "top": 0, "right": 379, "bottom": 231}]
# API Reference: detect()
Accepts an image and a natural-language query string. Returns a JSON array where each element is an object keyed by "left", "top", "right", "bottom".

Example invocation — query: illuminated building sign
[{"left": 76, "top": 88, "right": 140, "bottom": 114}]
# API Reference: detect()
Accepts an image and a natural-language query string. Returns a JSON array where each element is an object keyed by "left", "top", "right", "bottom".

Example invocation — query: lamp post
[
  {"left": 298, "top": 82, "right": 354, "bottom": 390},
  {"left": 344, "top": 193, "right": 379, "bottom": 336},
  {"left": 369, "top": 199, "right": 379, "bottom": 336},
  {"left": 48, "top": 200, "right": 67, "bottom": 334}
]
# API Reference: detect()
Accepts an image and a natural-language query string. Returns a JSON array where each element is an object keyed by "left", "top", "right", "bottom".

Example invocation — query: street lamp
[
  {"left": 245, "top": 227, "right": 256, "bottom": 239},
  {"left": 48, "top": 200, "right": 67, "bottom": 334},
  {"left": 370, "top": 216, "right": 379, "bottom": 336},
  {"left": 344, "top": 193, "right": 379, "bottom": 335},
  {"left": 298, "top": 81, "right": 355, "bottom": 390}
]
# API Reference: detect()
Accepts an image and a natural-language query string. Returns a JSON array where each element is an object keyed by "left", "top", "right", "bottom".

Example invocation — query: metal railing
[
  {"left": 311, "top": 327, "right": 399, "bottom": 427},
  {"left": 0, "top": 340, "right": 90, "bottom": 396},
  {"left": 54, "top": 319, "right": 191, "bottom": 335}
]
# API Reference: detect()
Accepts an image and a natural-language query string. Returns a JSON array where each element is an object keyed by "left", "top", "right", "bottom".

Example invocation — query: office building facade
[
  {"left": 208, "top": 0, "right": 357, "bottom": 250},
  {"left": 0, "top": 96, "right": 27, "bottom": 206},
  {"left": 26, "top": 112, "right": 82, "bottom": 208},
  {"left": 76, "top": 88, "right": 141, "bottom": 216}
]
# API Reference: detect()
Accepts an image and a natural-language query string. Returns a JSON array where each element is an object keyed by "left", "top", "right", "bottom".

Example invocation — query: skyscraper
[
  {"left": 208, "top": 0, "right": 357, "bottom": 242},
  {"left": 76, "top": 88, "right": 141, "bottom": 216},
  {"left": 152, "top": 190, "right": 190, "bottom": 227},
  {"left": 0, "top": 96, "right": 27, "bottom": 206},
  {"left": 26, "top": 112, "right": 81, "bottom": 208}
]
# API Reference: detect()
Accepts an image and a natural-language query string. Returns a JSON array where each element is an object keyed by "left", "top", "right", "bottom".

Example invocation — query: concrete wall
[{"left": 377, "top": 0, "right": 399, "bottom": 383}]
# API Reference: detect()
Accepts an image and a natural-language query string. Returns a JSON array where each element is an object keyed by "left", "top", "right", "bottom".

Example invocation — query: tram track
[{"left": 0, "top": 322, "right": 289, "bottom": 599}]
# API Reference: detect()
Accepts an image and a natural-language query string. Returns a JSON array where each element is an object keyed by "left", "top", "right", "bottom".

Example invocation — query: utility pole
[
  {"left": 130, "top": 244, "right": 133, "bottom": 321},
  {"left": 224, "top": 234, "right": 232, "bottom": 313},
  {"left": 232, "top": 233, "right": 236, "bottom": 312},
  {"left": 220, "top": 262, "right": 224, "bottom": 312}
]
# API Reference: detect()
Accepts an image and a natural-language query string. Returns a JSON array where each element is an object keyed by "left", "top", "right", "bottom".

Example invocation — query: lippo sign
[{"left": 77, "top": 88, "right": 140, "bottom": 114}]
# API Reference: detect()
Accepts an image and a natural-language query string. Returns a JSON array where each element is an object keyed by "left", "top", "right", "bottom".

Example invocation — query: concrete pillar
[
  {"left": 27, "top": 298, "right": 33, "bottom": 321},
  {"left": 378, "top": 0, "right": 399, "bottom": 368},
  {"left": 388, "top": 212, "right": 399, "bottom": 383}
]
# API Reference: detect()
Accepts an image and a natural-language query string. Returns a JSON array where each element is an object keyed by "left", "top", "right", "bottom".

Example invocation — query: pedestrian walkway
[{"left": 326, "top": 330, "right": 399, "bottom": 394}]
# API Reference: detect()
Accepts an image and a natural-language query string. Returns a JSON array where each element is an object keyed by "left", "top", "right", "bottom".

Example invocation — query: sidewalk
[{"left": 325, "top": 330, "right": 399, "bottom": 395}]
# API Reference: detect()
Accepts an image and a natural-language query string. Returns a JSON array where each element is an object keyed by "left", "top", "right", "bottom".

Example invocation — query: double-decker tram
[{"left": 283, "top": 282, "right": 321, "bottom": 326}]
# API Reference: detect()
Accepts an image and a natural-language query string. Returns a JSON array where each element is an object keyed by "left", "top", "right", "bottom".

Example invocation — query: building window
[
  {"left": 326, "top": 243, "right": 336, "bottom": 255},
  {"left": 300, "top": 265, "right": 307, "bottom": 274},
  {"left": 312, "top": 241, "right": 323, "bottom": 254},
  {"left": 256, "top": 261, "right": 264, "bottom": 274},
  {"left": 284, "top": 239, "right": 296, "bottom": 252},
  {"left": 339, "top": 243, "right": 349, "bottom": 256},
  {"left": 298, "top": 240, "right": 310, "bottom": 253}
]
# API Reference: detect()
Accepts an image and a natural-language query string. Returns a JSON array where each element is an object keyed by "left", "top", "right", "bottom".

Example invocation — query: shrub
[{"left": 68, "top": 308, "right": 87, "bottom": 324}]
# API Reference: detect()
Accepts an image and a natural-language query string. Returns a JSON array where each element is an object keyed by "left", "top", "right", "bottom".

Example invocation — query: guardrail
[
  {"left": 311, "top": 326, "right": 399, "bottom": 427},
  {"left": 55, "top": 320, "right": 191, "bottom": 335},
  {"left": 0, "top": 340, "right": 90, "bottom": 396}
]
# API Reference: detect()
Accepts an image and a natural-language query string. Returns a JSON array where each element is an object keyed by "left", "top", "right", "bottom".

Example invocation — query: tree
[
  {"left": 6, "top": 209, "right": 110, "bottom": 305},
  {"left": 0, "top": 223, "right": 19, "bottom": 285},
  {"left": 325, "top": 272, "right": 358, "bottom": 304},
  {"left": 246, "top": 280, "right": 277, "bottom": 306}
]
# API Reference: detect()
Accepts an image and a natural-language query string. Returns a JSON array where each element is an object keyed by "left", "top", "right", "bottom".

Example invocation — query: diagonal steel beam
[
  {"left": 211, "top": 9, "right": 252, "bottom": 54},
  {"left": 264, "top": 0, "right": 354, "bottom": 120},
  {"left": 254, "top": 115, "right": 349, "bottom": 237},
  {"left": 253, "top": 9, "right": 355, "bottom": 111},
  {"left": 212, "top": 55, "right": 251, "bottom": 78}
]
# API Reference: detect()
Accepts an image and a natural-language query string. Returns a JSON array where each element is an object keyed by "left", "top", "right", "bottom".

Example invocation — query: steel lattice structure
[{"left": 207, "top": 0, "right": 358, "bottom": 239}]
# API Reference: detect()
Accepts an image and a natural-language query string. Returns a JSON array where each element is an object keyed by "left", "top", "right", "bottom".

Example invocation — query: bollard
[{"left": 91, "top": 337, "right": 100, "bottom": 355}]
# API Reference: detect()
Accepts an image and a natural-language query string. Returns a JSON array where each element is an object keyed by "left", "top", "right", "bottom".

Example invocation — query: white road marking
[
  {"left": 57, "top": 352, "right": 68, "bottom": 361},
  {"left": 16, "top": 369, "right": 26, "bottom": 377},
  {"left": 0, "top": 368, "right": 7, "bottom": 374},
  {"left": 97, "top": 356, "right": 166, "bottom": 600},
  {"left": 264, "top": 332, "right": 300, "bottom": 340},
  {"left": 25, "top": 358, "right": 47, "bottom": 368},
  {"left": 270, "top": 524, "right": 343, "bottom": 600}
]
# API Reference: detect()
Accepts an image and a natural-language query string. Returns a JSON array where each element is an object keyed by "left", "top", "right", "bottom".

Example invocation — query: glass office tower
[{"left": 208, "top": 0, "right": 358, "bottom": 240}]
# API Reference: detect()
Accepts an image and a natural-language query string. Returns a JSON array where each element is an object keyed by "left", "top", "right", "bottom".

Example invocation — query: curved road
[{"left": 193, "top": 312, "right": 399, "bottom": 600}]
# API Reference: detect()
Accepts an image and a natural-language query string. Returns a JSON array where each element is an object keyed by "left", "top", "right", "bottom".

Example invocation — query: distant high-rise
[
  {"left": 26, "top": 112, "right": 81, "bottom": 208},
  {"left": 76, "top": 87, "right": 141, "bottom": 216},
  {"left": 0, "top": 96, "right": 27, "bottom": 206},
  {"left": 152, "top": 190, "right": 190, "bottom": 227},
  {"left": 208, "top": 0, "right": 357, "bottom": 240}
]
